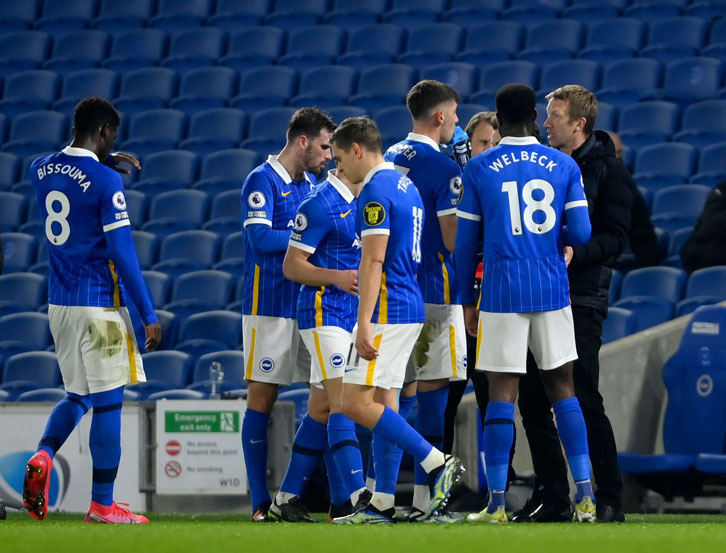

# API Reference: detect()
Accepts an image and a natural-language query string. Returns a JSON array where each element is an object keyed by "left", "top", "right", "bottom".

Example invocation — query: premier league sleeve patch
[
  {"left": 112, "top": 191, "right": 127, "bottom": 210},
  {"left": 248, "top": 191, "right": 267, "bottom": 209},
  {"left": 294, "top": 212, "right": 308, "bottom": 231},
  {"left": 449, "top": 176, "right": 462, "bottom": 195},
  {"left": 363, "top": 201, "right": 386, "bottom": 226}
]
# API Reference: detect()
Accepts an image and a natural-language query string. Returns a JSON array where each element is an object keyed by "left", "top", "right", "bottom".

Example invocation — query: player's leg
[{"left": 533, "top": 306, "right": 596, "bottom": 522}]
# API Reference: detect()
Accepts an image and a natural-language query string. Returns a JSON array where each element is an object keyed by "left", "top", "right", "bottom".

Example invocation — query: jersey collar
[
  {"left": 406, "top": 132, "right": 440, "bottom": 151},
  {"left": 326, "top": 170, "right": 355, "bottom": 204},
  {"left": 61, "top": 146, "right": 99, "bottom": 162},
  {"left": 363, "top": 161, "right": 396, "bottom": 186},
  {"left": 498, "top": 136, "right": 540, "bottom": 146},
  {"left": 267, "top": 154, "right": 314, "bottom": 185}
]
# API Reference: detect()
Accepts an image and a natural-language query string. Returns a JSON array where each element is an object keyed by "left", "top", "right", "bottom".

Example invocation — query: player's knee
[{"left": 246, "top": 381, "right": 279, "bottom": 413}]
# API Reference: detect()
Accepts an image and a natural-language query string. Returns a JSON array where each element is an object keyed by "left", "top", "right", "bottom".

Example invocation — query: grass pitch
[{"left": 2, "top": 512, "right": 726, "bottom": 553}]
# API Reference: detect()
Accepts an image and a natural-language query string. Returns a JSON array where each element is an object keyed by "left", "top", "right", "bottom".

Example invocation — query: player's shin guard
[
  {"left": 279, "top": 414, "right": 327, "bottom": 496},
  {"left": 552, "top": 397, "right": 594, "bottom": 502},
  {"left": 413, "top": 387, "right": 448, "bottom": 510},
  {"left": 38, "top": 392, "right": 92, "bottom": 458},
  {"left": 483, "top": 401, "right": 515, "bottom": 512},
  {"left": 89, "top": 387, "right": 124, "bottom": 506},
  {"left": 242, "top": 408, "right": 271, "bottom": 510},
  {"left": 328, "top": 413, "right": 365, "bottom": 497}
]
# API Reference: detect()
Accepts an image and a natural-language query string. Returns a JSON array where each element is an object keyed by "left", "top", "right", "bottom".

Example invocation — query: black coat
[
  {"left": 568, "top": 131, "right": 633, "bottom": 313},
  {"left": 681, "top": 181, "right": 726, "bottom": 273}
]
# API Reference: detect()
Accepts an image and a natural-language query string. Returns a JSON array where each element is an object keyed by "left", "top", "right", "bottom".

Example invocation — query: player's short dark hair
[
  {"left": 331, "top": 116, "right": 382, "bottom": 153},
  {"left": 287, "top": 107, "right": 336, "bottom": 142},
  {"left": 495, "top": 84, "right": 537, "bottom": 127},
  {"left": 545, "top": 84, "right": 598, "bottom": 135},
  {"left": 73, "top": 97, "right": 120, "bottom": 137},
  {"left": 406, "top": 80, "right": 460, "bottom": 120}
]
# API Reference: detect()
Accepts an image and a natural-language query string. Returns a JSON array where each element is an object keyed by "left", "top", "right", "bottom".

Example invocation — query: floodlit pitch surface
[{"left": 2, "top": 513, "right": 726, "bottom": 553}]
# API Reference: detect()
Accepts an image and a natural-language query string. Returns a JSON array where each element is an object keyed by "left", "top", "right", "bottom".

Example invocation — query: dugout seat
[
  {"left": 103, "top": 29, "right": 169, "bottom": 73},
  {"left": 618, "top": 101, "right": 680, "bottom": 151},
  {"left": 35, "top": 0, "right": 97, "bottom": 33},
  {"left": 219, "top": 26, "right": 285, "bottom": 73},
  {"left": 0, "top": 30, "right": 51, "bottom": 76},
  {"left": 194, "top": 149, "right": 258, "bottom": 195},
  {"left": 0, "top": 232, "right": 37, "bottom": 272},
  {"left": 618, "top": 305, "right": 726, "bottom": 499},
  {"left": 0, "top": 273, "right": 46, "bottom": 310},
  {"left": 230, "top": 66, "right": 298, "bottom": 113},
  {"left": 131, "top": 351, "right": 194, "bottom": 399},
  {"left": 674, "top": 100, "right": 726, "bottom": 149},
  {"left": 93, "top": 0, "right": 155, "bottom": 32},
  {"left": 602, "top": 307, "right": 637, "bottom": 344},
  {"left": 149, "top": 0, "right": 213, "bottom": 32},
  {"left": 179, "top": 311, "right": 243, "bottom": 349},
  {"left": 678, "top": 267, "right": 726, "bottom": 315},
  {"left": 0, "top": 351, "right": 61, "bottom": 400},
  {"left": 180, "top": 109, "right": 248, "bottom": 155},
  {"left": 170, "top": 67, "right": 238, "bottom": 115},
  {"left": 613, "top": 297, "right": 675, "bottom": 332},
  {"left": 620, "top": 267, "right": 688, "bottom": 304},
  {"left": 291, "top": 66, "right": 358, "bottom": 109}
]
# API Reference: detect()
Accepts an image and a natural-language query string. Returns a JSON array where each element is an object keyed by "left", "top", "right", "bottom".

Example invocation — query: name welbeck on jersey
[
  {"left": 488, "top": 150, "right": 559, "bottom": 173},
  {"left": 36, "top": 162, "right": 92, "bottom": 192}
]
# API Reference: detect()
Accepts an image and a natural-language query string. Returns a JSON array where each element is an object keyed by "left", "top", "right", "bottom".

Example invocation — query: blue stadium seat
[
  {"left": 181, "top": 108, "right": 248, "bottom": 156},
  {"left": 132, "top": 230, "right": 158, "bottom": 269},
  {"left": 194, "top": 149, "right": 258, "bottom": 194},
  {"left": 0, "top": 341, "right": 33, "bottom": 374},
  {"left": 398, "top": 23, "right": 463, "bottom": 69},
  {"left": 180, "top": 311, "right": 242, "bottom": 348},
  {"left": 708, "top": 16, "right": 726, "bottom": 47},
  {"left": 230, "top": 66, "right": 297, "bottom": 112},
  {"left": 93, "top": 0, "right": 155, "bottom": 32},
  {"left": 581, "top": 18, "right": 646, "bottom": 65},
  {"left": 457, "top": 104, "right": 490, "bottom": 128},
  {"left": 634, "top": 143, "right": 698, "bottom": 191},
  {"left": 383, "top": 6, "right": 439, "bottom": 28},
  {"left": 131, "top": 350, "right": 193, "bottom": 399},
  {"left": 114, "top": 68, "right": 178, "bottom": 116},
  {"left": 0, "top": 192, "right": 28, "bottom": 232},
  {"left": 617, "top": 101, "right": 680, "bottom": 151},
  {"left": 142, "top": 270, "right": 173, "bottom": 309},
  {"left": 0, "top": 0, "right": 41, "bottom": 33},
  {"left": 0, "top": 70, "right": 60, "bottom": 117},
  {"left": 652, "top": 185, "right": 711, "bottom": 220},
  {"left": 207, "top": 0, "right": 268, "bottom": 30},
  {"left": 264, "top": 10, "right": 319, "bottom": 30},
  {"left": 16, "top": 387, "right": 67, "bottom": 402},
  {"left": 685, "top": 266, "right": 726, "bottom": 301},
  {"left": 122, "top": 110, "right": 187, "bottom": 159},
  {"left": 457, "top": 21, "right": 521, "bottom": 66},
  {"left": 652, "top": 214, "right": 698, "bottom": 237},
  {"left": 170, "top": 270, "right": 236, "bottom": 309},
  {"left": 133, "top": 150, "right": 199, "bottom": 195},
  {"left": 0, "top": 117, "right": 9, "bottom": 151},
  {"left": 0, "top": 301, "right": 29, "bottom": 318},
  {"left": 614, "top": 296, "right": 675, "bottom": 332},
  {"left": 150, "top": 190, "right": 210, "bottom": 228},
  {"left": 35, "top": 0, "right": 97, "bottom": 33},
  {"left": 595, "top": 102, "right": 618, "bottom": 132},
  {"left": 644, "top": 57, "right": 724, "bottom": 106},
  {"left": 161, "top": 27, "right": 226, "bottom": 73},
  {"left": 687, "top": 1, "right": 726, "bottom": 19},
  {"left": 103, "top": 29, "right": 169, "bottom": 73},
  {"left": 220, "top": 26, "right": 286, "bottom": 73},
  {"left": 501, "top": 4, "right": 559, "bottom": 24},
  {"left": 0, "top": 273, "right": 46, "bottom": 310},
  {"left": 291, "top": 65, "right": 357, "bottom": 109},
  {"left": 421, "top": 63, "right": 478, "bottom": 100},
  {"left": 279, "top": 25, "right": 345, "bottom": 71},
  {"left": 327, "top": 106, "right": 368, "bottom": 122},
  {"left": 341, "top": 24, "right": 404, "bottom": 70},
  {"left": 624, "top": 0, "right": 683, "bottom": 21},
  {"left": 674, "top": 100, "right": 726, "bottom": 149},
  {"left": 3, "top": 111, "right": 68, "bottom": 158},
  {"left": 620, "top": 266, "right": 687, "bottom": 304},
  {"left": 0, "top": 312, "right": 51, "bottom": 349},
  {"left": 602, "top": 306, "right": 636, "bottom": 344},
  {"left": 170, "top": 67, "right": 238, "bottom": 115},
  {"left": 142, "top": 220, "right": 198, "bottom": 242},
  {"left": 146, "top": 389, "right": 206, "bottom": 400},
  {"left": 519, "top": 19, "right": 584, "bottom": 66},
  {"left": 691, "top": 143, "right": 726, "bottom": 187},
  {"left": 472, "top": 61, "right": 539, "bottom": 107},
  {"left": 126, "top": 191, "right": 149, "bottom": 228},
  {"left": 641, "top": 17, "right": 708, "bottom": 65},
  {"left": 373, "top": 106, "right": 412, "bottom": 150},
  {"left": 173, "top": 339, "right": 228, "bottom": 366},
  {"left": 241, "top": 108, "right": 296, "bottom": 157},
  {"left": 0, "top": 351, "right": 60, "bottom": 400},
  {"left": 43, "top": 30, "right": 110, "bottom": 74},
  {"left": 210, "top": 190, "right": 242, "bottom": 221},
  {"left": 0, "top": 232, "right": 36, "bottom": 272},
  {"left": 324, "top": 0, "right": 382, "bottom": 27},
  {"left": 597, "top": 58, "right": 663, "bottom": 107},
  {"left": 539, "top": 60, "right": 601, "bottom": 100},
  {"left": 349, "top": 64, "right": 417, "bottom": 113},
  {"left": 442, "top": 0, "right": 498, "bottom": 28},
  {"left": 149, "top": 0, "right": 213, "bottom": 32},
  {"left": 675, "top": 296, "right": 723, "bottom": 317},
  {"left": 609, "top": 269, "right": 623, "bottom": 305},
  {"left": 0, "top": 30, "right": 51, "bottom": 76},
  {"left": 667, "top": 225, "right": 692, "bottom": 259},
  {"left": 213, "top": 259, "right": 245, "bottom": 281},
  {"left": 53, "top": 69, "right": 119, "bottom": 113},
  {"left": 155, "top": 309, "right": 178, "bottom": 350},
  {"left": 190, "top": 350, "right": 246, "bottom": 390},
  {"left": 277, "top": 388, "right": 310, "bottom": 428},
  {"left": 156, "top": 229, "right": 220, "bottom": 276},
  {"left": 221, "top": 232, "right": 245, "bottom": 261},
  {"left": 562, "top": 1, "right": 619, "bottom": 24}
]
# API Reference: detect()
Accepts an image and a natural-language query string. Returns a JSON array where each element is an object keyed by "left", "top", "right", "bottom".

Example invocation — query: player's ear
[{"left": 298, "top": 134, "right": 309, "bottom": 149}]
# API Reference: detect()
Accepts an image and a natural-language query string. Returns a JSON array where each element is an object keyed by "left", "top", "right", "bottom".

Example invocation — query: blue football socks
[
  {"left": 369, "top": 395, "right": 416, "bottom": 490},
  {"left": 242, "top": 408, "right": 271, "bottom": 511},
  {"left": 483, "top": 401, "right": 515, "bottom": 513},
  {"left": 413, "top": 387, "right": 448, "bottom": 487},
  {"left": 327, "top": 412, "right": 365, "bottom": 497},
  {"left": 279, "top": 414, "right": 327, "bottom": 496},
  {"left": 38, "top": 392, "right": 92, "bottom": 459},
  {"left": 89, "top": 386, "right": 124, "bottom": 506},
  {"left": 552, "top": 397, "right": 594, "bottom": 502},
  {"left": 323, "top": 445, "right": 349, "bottom": 507},
  {"left": 371, "top": 406, "right": 434, "bottom": 465}
]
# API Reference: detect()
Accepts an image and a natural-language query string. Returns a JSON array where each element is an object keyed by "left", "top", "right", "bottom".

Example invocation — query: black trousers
[{"left": 518, "top": 304, "right": 623, "bottom": 509}]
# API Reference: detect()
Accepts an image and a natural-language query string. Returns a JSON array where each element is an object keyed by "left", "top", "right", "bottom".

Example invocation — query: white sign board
[
  {"left": 154, "top": 399, "right": 247, "bottom": 495},
  {"left": 0, "top": 403, "right": 144, "bottom": 513}
]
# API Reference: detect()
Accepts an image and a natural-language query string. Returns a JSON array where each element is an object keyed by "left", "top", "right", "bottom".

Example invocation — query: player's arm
[
  {"left": 562, "top": 164, "right": 593, "bottom": 248},
  {"left": 437, "top": 163, "right": 463, "bottom": 253},
  {"left": 455, "top": 166, "right": 484, "bottom": 336},
  {"left": 242, "top": 172, "right": 291, "bottom": 254},
  {"left": 357, "top": 233, "right": 386, "bottom": 360}
]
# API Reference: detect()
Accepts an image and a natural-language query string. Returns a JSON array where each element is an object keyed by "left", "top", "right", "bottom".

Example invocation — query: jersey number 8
[
  {"left": 501, "top": 179, "right": 556, "bottom": 236},
  {"left": 45, "top": 190, "right": 71, "bottom": 246}
]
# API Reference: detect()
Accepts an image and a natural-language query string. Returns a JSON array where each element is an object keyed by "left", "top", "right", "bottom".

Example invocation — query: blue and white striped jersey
[
  {"left": 290, "top": 172, "right": 360, "bottom": 333},
  {"left": 30, "top": 147, "right": 133, "bottom": 309},
  {"left": 358, "top": 162, "right": 425, "bottom": 325},
  {"left": 385, "top": 133, "right": 462, "bottom": 305},
  {"left": 457, "top": 136, "right": 591, "bottom": 313},
  {"left": 241, "top": 155, "right": 315, "bottom": 318}
]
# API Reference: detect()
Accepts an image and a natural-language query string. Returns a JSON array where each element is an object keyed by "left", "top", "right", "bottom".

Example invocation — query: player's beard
[{"left": 302, "top": 144, "right": 326, "bottom": 175}]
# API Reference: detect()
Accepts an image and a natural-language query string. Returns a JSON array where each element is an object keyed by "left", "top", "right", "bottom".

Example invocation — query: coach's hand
[
  {"left": 144, "top": 321, "right": 162, "bottom": 351},
  {"left": 336, "top": 269, "right": 359, "bottom": 296},
  {"left": 108, "top": 152, "right": 142, "bottom": 175},
  {"left": 355, "top": 322, "right": 379, "bottom": 361},
  {"left": 463, "top": 304, "right": 479, "bottom": 337},
  {"left": 564, "top": 246, "right": 574, "bottom": 267}
]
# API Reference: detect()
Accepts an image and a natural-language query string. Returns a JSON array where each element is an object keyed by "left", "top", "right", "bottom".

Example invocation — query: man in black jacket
[
  {"left": 681, "top": 181, "right": 726, "bottom": 273},
  {"left": 513, "top": 85, "right": 633, "bottom": 523}
]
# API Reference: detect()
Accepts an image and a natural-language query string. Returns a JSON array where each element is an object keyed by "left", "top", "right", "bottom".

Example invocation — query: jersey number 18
[{"left": 501, "top": 179, "right": 556, "bottom": 236}]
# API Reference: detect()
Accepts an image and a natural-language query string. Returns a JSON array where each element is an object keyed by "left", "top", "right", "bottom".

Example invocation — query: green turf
[{"left": 2, "top": 512, "right": 726, "bottom": 553}]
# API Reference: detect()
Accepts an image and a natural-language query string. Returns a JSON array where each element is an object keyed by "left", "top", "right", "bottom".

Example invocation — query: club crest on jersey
[
  {"left": 248, "top": 191, "right": 266, "bottom": 209},
  {"left": 112, "top": 191, "right": 126, "bottom": 210},
  {"left": 363, "top": 202, "right": 385, "bottom": 226},
  {"left": 294, "top": 212, "right": 308, "bottom": 231},
  {"left": 449, "top": 176, "right": 462, "bottom": 195},
  {"left": 330, "top": 353, "right": 345, "bottom": 368},
  {"left": 259, "top": 358, "right": 275, "bottom": 372}
]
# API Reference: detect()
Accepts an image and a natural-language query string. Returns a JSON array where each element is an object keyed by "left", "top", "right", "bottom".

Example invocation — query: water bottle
[{"left": 209, "top": 361, "right": 224, "bottom": 400}]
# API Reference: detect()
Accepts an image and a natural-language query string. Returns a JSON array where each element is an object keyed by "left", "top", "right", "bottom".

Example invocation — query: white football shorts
[
  {"left": 243, "top": 315, "right": 310, "bottom": 385},
  {"left": 300, "top": 326, "right": 352, "bottom": 385}
]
